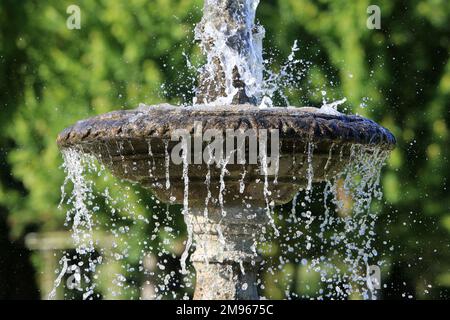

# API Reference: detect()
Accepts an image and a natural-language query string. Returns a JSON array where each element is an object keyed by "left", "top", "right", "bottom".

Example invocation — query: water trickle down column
[
  {"left": 195, "top": 0, "right": 265, "bottom": 105},
  {"left": 190, "top": 207, "right": 267, "bottom": 300}
]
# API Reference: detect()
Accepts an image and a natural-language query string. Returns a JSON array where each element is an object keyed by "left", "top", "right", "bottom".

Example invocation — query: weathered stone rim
[{"left": 57, "top": 104, "right": 396, "bottom": 151}]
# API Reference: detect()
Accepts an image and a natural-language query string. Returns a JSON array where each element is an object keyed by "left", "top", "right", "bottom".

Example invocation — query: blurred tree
[{"left": 0, "top": 0, "right": 449, "bottom": 299}]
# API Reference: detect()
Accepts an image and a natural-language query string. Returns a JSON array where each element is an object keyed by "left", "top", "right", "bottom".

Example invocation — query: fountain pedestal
[
  {"left": 190, "top": 207, "right": 267, "bottom": 300},
  {"left": 195, "top": 0, "right": 264, "bottom": 105}
]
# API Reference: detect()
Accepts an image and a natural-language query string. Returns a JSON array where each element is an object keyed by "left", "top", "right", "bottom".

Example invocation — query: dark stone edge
[{"left": 57, "top": 104, "right": 396, "bottom": 150}]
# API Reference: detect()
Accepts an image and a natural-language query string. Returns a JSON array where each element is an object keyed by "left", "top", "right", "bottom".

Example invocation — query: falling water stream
[{"left": 55, "top": 0, "right": 392, "bottom": 300}]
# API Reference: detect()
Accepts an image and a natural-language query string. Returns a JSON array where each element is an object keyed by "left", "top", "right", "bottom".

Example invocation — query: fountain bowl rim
[{"left": 57, "top": 103, "right": 396, "bottom": 151}]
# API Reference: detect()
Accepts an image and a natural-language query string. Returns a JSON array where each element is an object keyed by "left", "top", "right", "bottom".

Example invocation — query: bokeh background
[{"left": 0, "top": 0, "right": 449, "bottom": 299}]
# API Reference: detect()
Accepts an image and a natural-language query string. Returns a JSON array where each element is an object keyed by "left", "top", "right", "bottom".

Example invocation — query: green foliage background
[{"left": 0, "top": 0, "right": 449, "bottom": 299}]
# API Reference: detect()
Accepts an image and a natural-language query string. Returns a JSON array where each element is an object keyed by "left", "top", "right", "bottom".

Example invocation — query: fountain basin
[
  {"left": 57, "top": 103, "right": 395, "bottom": 300},
  {"left": 57, "top": 104, "right": 395, "bottom": 206}
]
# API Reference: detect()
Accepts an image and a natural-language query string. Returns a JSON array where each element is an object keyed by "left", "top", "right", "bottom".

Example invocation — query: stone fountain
[{"left": 57, "top": 0, "right": 395, "bottom": 300}]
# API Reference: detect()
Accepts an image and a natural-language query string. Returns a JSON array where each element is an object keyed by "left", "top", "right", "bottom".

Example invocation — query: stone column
[{"left": 189, "top": 207, "right": 267, "bottom": 300}]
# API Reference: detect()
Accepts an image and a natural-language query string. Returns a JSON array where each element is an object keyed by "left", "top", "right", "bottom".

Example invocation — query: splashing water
[
  {"left": 195, "top": 0, "right": 265, "bottom": 105},
  {"left": 160, "top": 0, "right": 348, "bottom": 112},
  {"left": 53, "top": 149, "right": 98, "bottom": 299},
  {"left": 260, "top": 140, "right": 280, "bottom": 237},
  {"left": 61, "top": 149, "right": 96, "bottom": 254},
  {"left": 263, "top": 145, "right": 390, "bottom": 300},
  {"left": 164, "top": 140, "right": 171, "bottom": 190},
  {"left": 320, "top": 98, "right": 347, "bottom": 116}
]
